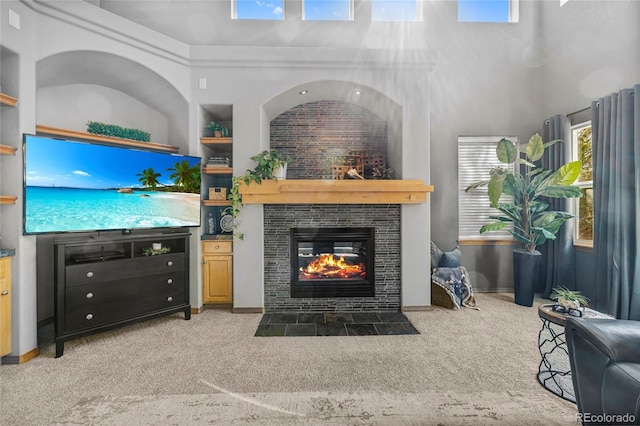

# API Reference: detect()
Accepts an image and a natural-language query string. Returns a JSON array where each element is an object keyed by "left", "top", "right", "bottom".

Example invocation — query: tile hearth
[{"left": 255, "top": 312, "right": 419, "bottom": 337}]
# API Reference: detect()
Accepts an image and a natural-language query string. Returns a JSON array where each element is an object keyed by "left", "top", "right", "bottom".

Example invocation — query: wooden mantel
[{"left": 238, "top": 180, "right": 434, "bottom": 205}]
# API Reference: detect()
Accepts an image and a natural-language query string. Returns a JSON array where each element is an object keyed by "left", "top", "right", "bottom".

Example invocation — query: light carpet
[
  {"left": 56, "top": 389, "right": 577, "bottom": 425},
  {"left": 1, "top": 293, "right": 578, "bottom": 425}
]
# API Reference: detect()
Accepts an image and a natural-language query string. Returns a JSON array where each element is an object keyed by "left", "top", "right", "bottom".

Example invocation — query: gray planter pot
[{"left": 513, "top": 249, "right": 541, "bottom": 307}]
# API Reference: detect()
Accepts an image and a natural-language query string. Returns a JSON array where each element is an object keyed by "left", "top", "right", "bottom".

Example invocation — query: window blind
[{"left": 458, "top": 136, "right": 516, "bottom": 240}]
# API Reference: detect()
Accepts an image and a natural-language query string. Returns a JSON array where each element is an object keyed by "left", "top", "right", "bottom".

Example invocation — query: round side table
[{"left": 536, "top": 304, "right": 614, "bottom": 403}]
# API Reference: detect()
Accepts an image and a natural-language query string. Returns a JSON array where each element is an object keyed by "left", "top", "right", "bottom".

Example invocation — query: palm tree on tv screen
[
  {"left": 167, "top": 160, "right": 201, "bottom": 193},
  {"left": 136, "top": 168, "right": 162, "bottom": 189}
]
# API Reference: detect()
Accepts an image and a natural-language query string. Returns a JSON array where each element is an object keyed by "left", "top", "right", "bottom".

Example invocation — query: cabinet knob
[
  {"left": 86, "top": 313, "right": 94, "bottom": 320},
  {"left": 167, "top": 296, "right": 173, "bottom": 302},
  {"left": 203, "top": 260, "right": 207, "bottom": 264},
  {"left": 167, "top": 278, "right": 173, "bottom": 284},
  {"left": 167, "top": 261, "right": 173, "bottom": 267},
  {"left": 1, "top": 290, "right": 8, "bottom": 296},
  {"left": 86, "top": 292, "right": 94, "bottom": 299},
  {"left": 215, "top": 245, "right": 220, "bottom": 249},
  {"left": 86, "top": 271, "right": 94, "bottom": 278}
]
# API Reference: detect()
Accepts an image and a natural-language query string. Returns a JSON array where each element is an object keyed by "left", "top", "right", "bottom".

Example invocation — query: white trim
[
  {"left": 508, "top": 0, "right": 519, "bottom": 23},
  {"left": 571, "top": 121, "right": 594, "bottom": 247}
]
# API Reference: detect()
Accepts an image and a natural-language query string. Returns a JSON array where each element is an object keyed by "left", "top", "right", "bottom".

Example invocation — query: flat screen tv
[{"left": 23, "top": 134, "right": 202, "bottom": 235}]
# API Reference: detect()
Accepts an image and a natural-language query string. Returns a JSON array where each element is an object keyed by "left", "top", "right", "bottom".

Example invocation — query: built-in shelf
[
  {"left": 36, "top": 124, "right": 180, "bottom": 153},
  {"left": 201, "top": 137, "right": 232, "bottom": 145},
  {"left": 0, "top": 196, "right": 17, "bottom": 205},
  {"left": 0, "top": 143, "right": 17, "bottom": 204},
  {"left": 0, "top": 93, "right": 18, "bottom": 107},
  {"left": 203, "top": 166, "right": 233, "bottom": 175},
  {"left": 0, "top": 144, "right": 17, "bottom": 155},
  {"left": 239, "top": 180, "right": 434, "bottom": 205},
  {"left": 202, "top": 200, "right": 232, "bottom": 207}
]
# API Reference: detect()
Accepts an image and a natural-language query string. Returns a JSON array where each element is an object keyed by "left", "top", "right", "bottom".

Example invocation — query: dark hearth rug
[{"left": 255, "top": 312, "right": 419, "bottom": 337}]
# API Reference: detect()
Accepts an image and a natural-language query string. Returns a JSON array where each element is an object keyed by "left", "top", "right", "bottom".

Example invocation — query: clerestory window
[
  {"left": 372, "top": 0, "right": 420, "bottom": 22},
  {"left": 233, "top": 0, "right": 284, "bottom": 20},
  {"left": 458, "top": 0, "right": 519, "bottom": 23},
  {"left": 304, "top": 0, "right": 353, "bottom": 21}
]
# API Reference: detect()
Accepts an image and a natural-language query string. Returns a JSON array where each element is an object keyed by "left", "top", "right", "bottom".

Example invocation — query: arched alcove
[
  {"left": 263, "top": 80, "right": 403, "bottom": 178},
  {"left": 36, "top": 51, "right": 188, "bottom": 149},
  {"left": 271, "top": 100, "right": 390, "bottom": 179}
]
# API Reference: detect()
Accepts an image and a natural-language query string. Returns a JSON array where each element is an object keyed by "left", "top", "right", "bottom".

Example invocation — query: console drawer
[
  {"left": 65, "top": 254, "right": 184, "bottom": 287},
  {"left": 65, "top": 290, "right": 186, "bottom": 332},
  {"left": 66, "top": 274, "right": 184, "bottom": 308}
]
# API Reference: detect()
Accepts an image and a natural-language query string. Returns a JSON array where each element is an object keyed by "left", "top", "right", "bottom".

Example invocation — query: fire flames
[{"left": 300, "top": 254, "right": 366, "bottom": 279}]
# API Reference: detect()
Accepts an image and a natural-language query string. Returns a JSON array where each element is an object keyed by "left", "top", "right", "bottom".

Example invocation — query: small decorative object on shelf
[
  {"left": 332, "top": 155, "right": 364, "bottom": 180},
  {"left": 220, "top": 207, "right": 234, "bottom": 233},
  {"left": 203, "top": 121, "right": 229, "bottom": 137},
  {"left": 207, "top": 156, "right": 230, "bottom": 167},
  {"left": 207, "top": 212, "right": 216, "bottom": 234},
  {"left": 86, "top": 121, "right": 151, "bottom": 142},
  {"left": 142, "top": 246, "right": 171, "bottom": 256},
  {"left": 209, "top": 187, "right": 227, "bottom": 200}
]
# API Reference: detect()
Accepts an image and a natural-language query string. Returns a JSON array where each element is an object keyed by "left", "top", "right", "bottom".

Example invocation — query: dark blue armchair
[{"left": 565, "top": 317, "right": 640, "bottom": 425}]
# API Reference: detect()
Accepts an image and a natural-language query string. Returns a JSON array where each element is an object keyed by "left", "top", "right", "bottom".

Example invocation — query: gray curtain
[
  {"left": 592, "top": 84, "right": 640, "bottom": 320},
  {"left": 537, "top": 114, "right": 576, "bottom": 298}
]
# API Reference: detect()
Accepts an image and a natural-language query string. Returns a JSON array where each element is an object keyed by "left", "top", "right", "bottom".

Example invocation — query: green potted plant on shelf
[
  {"left": 550, "top": 286, "right": 590, "bottom": 309},
  {"left": 465, "top": 133, "right": 582, "bottom": 307},
  {"left": 203, "top": 121, "right": 229, "bottom": 138},
  {"left": 228, "top": 149, "right": 292, "bottom": 240}
]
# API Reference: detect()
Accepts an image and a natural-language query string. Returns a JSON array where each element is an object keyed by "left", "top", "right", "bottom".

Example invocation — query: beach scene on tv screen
[{"left": 24, "top": 135, "right": 202, "bottom": 234}]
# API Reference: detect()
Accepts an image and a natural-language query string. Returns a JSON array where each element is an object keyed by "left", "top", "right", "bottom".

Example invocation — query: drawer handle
[
  {"left": 215, "top": 245, "right": 220, "bottom": 249},
  {"left": 167, "top": 261, "right": 173, "bottom": 267},
  {"left": 86, "top": 313, "right": 94, "bottom": 320},
  {"left": 86, "top": 271, "right": 94, "bottom": 278},
  {"left": 1, "top": 290, "right": 8, "bottom": 296},
  {"left": 167, "top": 278, "right": 173, "bottom": 284},
  {"left": 86, "top": 292, "right": 94, "bottom": 299},
  {"left": 167, "top": 296, "right": 173, "bottom": 302}
]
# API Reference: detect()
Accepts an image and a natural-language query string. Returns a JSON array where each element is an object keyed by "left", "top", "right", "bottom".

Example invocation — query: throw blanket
[{"left": 431, "top": 266, "right": 479, "bottom": 309}]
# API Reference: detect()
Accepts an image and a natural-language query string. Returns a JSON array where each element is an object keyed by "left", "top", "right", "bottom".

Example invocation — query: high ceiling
[{"left": 91, "top": 0, "right": 430, "bottom": 48}]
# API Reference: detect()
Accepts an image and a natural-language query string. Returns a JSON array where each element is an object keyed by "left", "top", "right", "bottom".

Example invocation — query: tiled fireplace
[
  {"left": 264, "top": 204, "right": 400, "bottom": 312},
  {"left": 233, "top": 93, "right": 432, "bottom": 313}
]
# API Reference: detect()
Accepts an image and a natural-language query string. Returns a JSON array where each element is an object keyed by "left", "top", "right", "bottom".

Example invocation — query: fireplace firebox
[{"left": 290, "top": 227, "right": 375, "bottom": 298}]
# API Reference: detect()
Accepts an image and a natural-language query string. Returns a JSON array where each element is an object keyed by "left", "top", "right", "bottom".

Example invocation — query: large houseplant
[
  {"left": 228, "top": 149, "right": 291, "bottom": 239},
  {"left": 465, "top": 134, "right": 582, "bottom": 306}
]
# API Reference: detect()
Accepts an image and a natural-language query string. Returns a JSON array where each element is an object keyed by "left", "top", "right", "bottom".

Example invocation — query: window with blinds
[{"left": 458, "top": 136, "right": 516, "bottom": 240}]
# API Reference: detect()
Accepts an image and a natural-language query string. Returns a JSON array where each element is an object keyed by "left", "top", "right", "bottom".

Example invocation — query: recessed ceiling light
[
  {"left": 355, "top": 89, "right": 362, "bottom": 96},
  {"left": 299, "top": 90, "right": 308, "bottom": 95}
]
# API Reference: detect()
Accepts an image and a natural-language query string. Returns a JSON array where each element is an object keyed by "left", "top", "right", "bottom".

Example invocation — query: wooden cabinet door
[
  {"left": 203, "top": 255, "right": 232, "bottom": 303},
  {"left": 0, "top": 257, "right": 12, "bottom": 357}
]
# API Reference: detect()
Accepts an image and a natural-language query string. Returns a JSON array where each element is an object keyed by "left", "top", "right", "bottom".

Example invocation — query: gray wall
[
  {"left": 1, "top": 0, "right": 639, "bottom": 356},
  {"left": 539, "top": 0, "right": 640, "bottom": 299},
  {"left": 430, "top": 0, "right": 640, "bottom": 293}
]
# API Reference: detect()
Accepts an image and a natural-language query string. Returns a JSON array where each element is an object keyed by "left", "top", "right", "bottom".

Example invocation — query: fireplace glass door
[{"left": 290, "top": 228, "right": 375, "bottom": 298}]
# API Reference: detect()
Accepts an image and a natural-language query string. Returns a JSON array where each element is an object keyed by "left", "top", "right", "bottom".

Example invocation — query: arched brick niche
[{"left": 270, "top": 100, "right": 388, "bottom": 179}]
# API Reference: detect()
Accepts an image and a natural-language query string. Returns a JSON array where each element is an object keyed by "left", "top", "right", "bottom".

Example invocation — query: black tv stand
[{"left": 53, "top": 232, "right": 191, "bottom": 357}]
